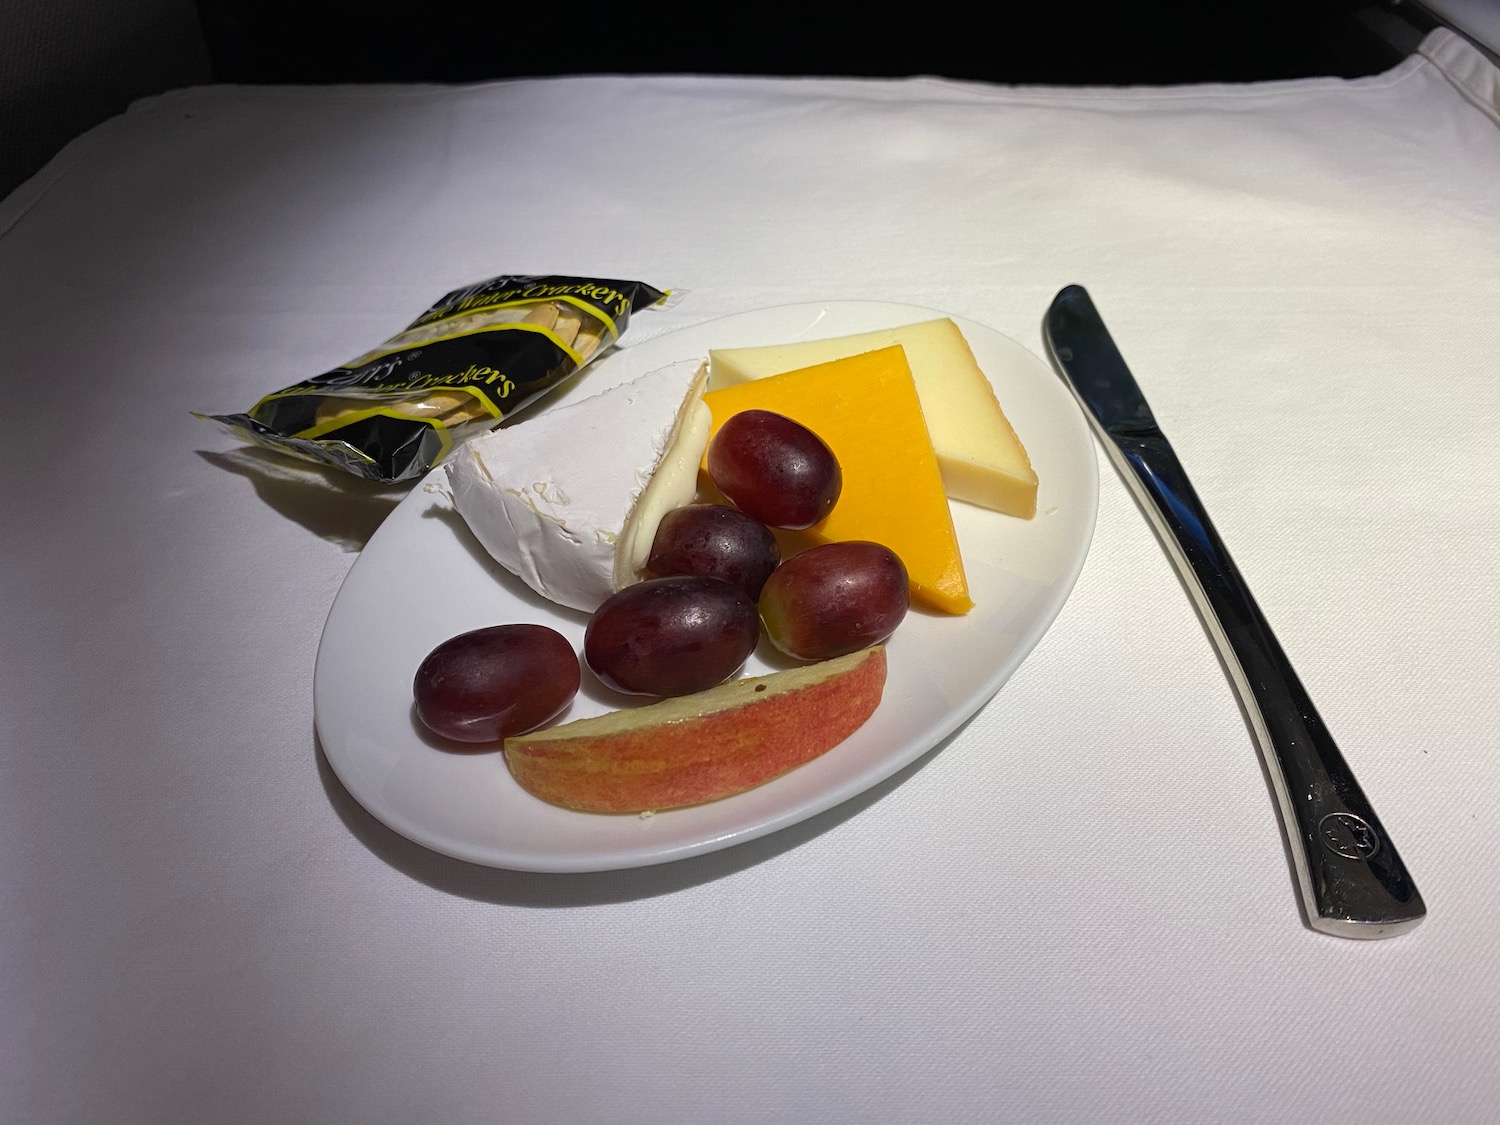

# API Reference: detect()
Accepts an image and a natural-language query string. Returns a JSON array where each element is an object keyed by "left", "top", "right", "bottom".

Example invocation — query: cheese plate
[{"left": 313, "top": 302, "right": 1099, "bottom": 872}]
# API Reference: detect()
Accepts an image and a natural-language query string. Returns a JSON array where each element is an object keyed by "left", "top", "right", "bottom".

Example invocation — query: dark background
[{"left": 196, "top": 0, "right": 1434, "bottom": 86}]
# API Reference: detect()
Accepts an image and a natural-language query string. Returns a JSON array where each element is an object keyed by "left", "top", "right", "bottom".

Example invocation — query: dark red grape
[
  {"left": 759, "top": 541, "right": 909, "bottom": 660},
  {"left": 414, "top": 624, "right": 580, "bottom": 743},
  {"left": 585, "top": 576, "right": 759, "bottom": 696},
  {"left": 707, "top": 409, "right": 842, "bottom": 530},
  {"left": 643, "top": 504, "right": 781, "bottom": 601}
]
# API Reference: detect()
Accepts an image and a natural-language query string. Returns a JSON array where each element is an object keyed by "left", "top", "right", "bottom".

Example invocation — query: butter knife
[{"left": 1043, "top": 284, "right": 1425, "bottom": 938}]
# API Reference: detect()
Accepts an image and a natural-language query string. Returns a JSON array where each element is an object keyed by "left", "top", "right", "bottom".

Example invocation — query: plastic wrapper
[{"left": 201, "top": 274, "right": 670, "bottom": 482}]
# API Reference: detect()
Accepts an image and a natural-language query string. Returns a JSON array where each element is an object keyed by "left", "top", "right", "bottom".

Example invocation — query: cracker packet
[{"left": 201, "top": 274, "right": 670, "bottom": 483}]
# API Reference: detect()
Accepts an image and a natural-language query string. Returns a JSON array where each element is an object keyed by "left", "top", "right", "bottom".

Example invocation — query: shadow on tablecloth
[
  {"left": 197, "top": 446, "right": 408, "bottom": 552},
  {"left": 313, "top": 716, "right": 973, "bottom": 905}
]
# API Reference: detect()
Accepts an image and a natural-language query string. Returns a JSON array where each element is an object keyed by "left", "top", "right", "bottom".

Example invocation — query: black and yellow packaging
[{"left": 202, "top": 274, "right": 669, "bottom": 482}]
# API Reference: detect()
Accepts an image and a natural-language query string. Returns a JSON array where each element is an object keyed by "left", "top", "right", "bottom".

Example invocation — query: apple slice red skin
[{"left": 503, "top": 646, "right": 886, "bottom": 813}]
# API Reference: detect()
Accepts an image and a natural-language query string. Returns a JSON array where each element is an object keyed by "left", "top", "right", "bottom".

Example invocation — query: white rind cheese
[
  {"left": 710, "top": 318, "right": 1038, "bottom": 518},
  {"left": 446, "top": 360, "right": 711, "bottom": 612}
]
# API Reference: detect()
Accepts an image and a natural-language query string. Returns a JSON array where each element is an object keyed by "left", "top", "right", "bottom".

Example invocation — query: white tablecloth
[{"left": 3, "top": 27, "right": 1498, "bottom": 1125}]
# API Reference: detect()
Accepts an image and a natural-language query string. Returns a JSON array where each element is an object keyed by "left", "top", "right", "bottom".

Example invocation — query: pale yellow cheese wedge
[{"left": 710, "top": 318, "right": 1037, "bottom": 518}]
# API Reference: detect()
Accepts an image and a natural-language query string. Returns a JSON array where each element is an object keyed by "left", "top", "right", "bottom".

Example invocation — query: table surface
[{"left": 3, "top": 27, "right": 1497, "bottom": 1125}]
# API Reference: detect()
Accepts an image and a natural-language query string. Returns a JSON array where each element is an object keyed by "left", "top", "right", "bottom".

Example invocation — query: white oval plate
[{"left": 314, "top": 302, "right": 1098, "bottom": 872}]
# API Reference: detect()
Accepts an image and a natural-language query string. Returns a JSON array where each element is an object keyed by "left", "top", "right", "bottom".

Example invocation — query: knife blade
[{"left": 1043, "top": 284, "right": 1425, "bottom": 938}]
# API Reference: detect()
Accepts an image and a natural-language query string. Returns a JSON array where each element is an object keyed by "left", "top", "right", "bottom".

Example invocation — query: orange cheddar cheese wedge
[
  {"left": 702, "top": 345, "right": 972, "bottom": 615},
  {"left": 711, "top": 318, "right": 1037, "bottom": 519}
]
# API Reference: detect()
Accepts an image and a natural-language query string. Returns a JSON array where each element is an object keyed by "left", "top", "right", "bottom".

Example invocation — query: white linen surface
[{"left": 2, "top": 27, "right": 1498, "bottom": 1125}]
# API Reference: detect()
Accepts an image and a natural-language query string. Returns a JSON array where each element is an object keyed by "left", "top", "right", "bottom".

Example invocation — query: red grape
[
  {"left": 644, "top": 504, "right": 781, "bottom": 601},
  {"left": 707, "top": 409, "right": 841, "bottom": 529},
  {"left": 585, "top": 576, "right": 759, "bottom": 696},
  {"left": 759, "top": 541, "right": 909, "bottom": 660},
  {"left": 414, "top": 624, "right": 580, "bottom": 743}
]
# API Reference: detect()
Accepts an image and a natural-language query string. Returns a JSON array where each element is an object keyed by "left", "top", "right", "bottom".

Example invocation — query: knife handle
[{"left": 1100, "top": 429, "right": 1425, "bottom": 937}]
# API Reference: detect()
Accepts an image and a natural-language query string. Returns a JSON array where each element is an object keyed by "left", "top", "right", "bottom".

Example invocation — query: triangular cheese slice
[
  {"left": 702, "top": 346, "right": 972, "bottom": 615},
  {"left": 710, "top": 318, "right": 1037, "bottom": 519}
]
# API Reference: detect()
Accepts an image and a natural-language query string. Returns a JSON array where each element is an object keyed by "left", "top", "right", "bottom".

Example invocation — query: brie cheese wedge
[{"left": 446, "top": 359, "right": 712, "bottom": 613}]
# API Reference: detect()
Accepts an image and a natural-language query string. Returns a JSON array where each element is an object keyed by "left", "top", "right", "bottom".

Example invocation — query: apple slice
[{"left": 503, "top": 646, "right": 887, "bottom": 813}]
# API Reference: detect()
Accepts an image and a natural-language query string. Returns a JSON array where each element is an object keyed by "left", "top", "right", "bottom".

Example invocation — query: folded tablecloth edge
[{"left": 1419, "top": 26, "right": 1500, "bottom": 124}]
